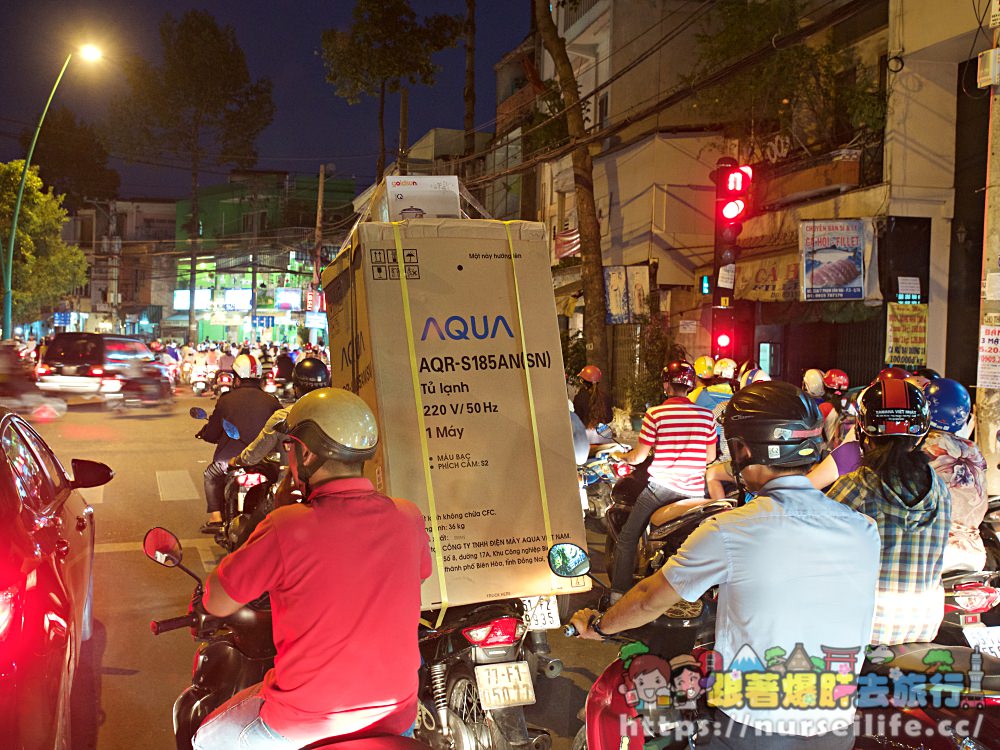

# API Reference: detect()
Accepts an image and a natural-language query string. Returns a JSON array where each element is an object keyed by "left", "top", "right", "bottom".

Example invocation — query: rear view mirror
[
  {"left": 71, "top": 459, "right": 114, "bottom": 489},
  {"left": 223, "top": 419, "right": 240, "bottom": 440},
  {"left": 143, "top": 527, "right": 182, "bottom": 567},
  {"left": 548, "top": 543, "right": 591, "bottom": 578},
  {"left": 189, "top": 407, "right": 208, "bottom": 420},
  {"left": 596, "top": 423, "right": 614, "bottom": 439}
]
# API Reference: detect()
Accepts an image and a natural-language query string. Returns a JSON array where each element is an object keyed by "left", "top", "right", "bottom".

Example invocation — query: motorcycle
[
  {"left": 191, "top": 366, "right": 211, "bottom": 397},
  {"left": 212, "top": 369, "right": 235, "bottom": 399},
  {"left": 114, "top": 364, "right": 175, "bottom": 412},
  {"left": 580, "top": 451, "right": 632, "bottom": 522},
  {"left": 190, "top": 407, "right": 280, "bottom": 552},
  {"left": 415, "top": 600, "right": 553, "bottom": 750},
  {"left": 550, "top": 544, "right": 1000, "bottom": 750}
]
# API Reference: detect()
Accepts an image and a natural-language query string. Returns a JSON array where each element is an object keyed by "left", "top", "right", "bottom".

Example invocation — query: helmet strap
[{"left": 292, "top": 442, "right": 322, "bottom": 493}]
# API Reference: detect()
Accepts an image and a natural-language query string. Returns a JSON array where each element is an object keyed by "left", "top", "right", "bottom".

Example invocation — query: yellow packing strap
[
  {"left": 503, "top": 222, "right": 553, "bottom": 551},
  {"left": 391, "top": 223, "right": 449, "bottom": 629}
]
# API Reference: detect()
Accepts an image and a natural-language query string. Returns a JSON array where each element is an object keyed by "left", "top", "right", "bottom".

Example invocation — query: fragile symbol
[{"left": 372, "top": 265, "right": 387, "bottom": 280}]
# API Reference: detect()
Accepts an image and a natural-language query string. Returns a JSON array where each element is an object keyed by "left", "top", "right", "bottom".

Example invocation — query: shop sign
[
  {"left": 800, "top": 220, "right": 868, "bottom": 301},
  {"left": 884, "top": 303, "right": 927, "bottom": 370},
  {"left": 604, "top": 265, "right": 649, "bottom": 324},
  {"left": 977, "top": 325, "right": 1000, "bottom": 388},
  {"left": 734, "top": 254, "right": 800, "bottom": 302}
]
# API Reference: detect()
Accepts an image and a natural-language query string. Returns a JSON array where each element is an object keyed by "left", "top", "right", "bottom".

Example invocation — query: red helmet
[
  {"left": 578, "top": 365, "right": 602, "bottom": 384},
  {"left": 823, "top": 369, "right": 849, "bottom": 391},
  {"left": 857, "top": 376, "right": 930, "bottom": 439},
  {"left": 878, "top": 367, "right": 911, "bottom": 380},
  {"left": 662, "top": 360, "right": 697, "bottom": 390}
]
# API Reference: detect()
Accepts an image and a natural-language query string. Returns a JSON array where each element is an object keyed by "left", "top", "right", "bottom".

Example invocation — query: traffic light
[
  {"left": 710, "top": 157, "right": 753, "bottom": 308},
  {"left": 712, "top": 308, "right": 734, "bottom": 359}
]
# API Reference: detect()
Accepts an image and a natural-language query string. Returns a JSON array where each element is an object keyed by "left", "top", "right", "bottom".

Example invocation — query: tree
[
  {"left": 689, "top": 0, "right": 886, "bottom": 160},
  {"left": 19, "top": 106, "right": 119, "bottom": 212},
  {"left": 534, "top": 0, "right": 609, "bottom": 377},
  {"left": 105, "top": 10, "right": 275, "bottom": 342},
  {"left": 0, "top": 162, "right": 87, "bottom": 324},
  {"left": 321, "top": 0, "right": 462, "bottom": 181}
]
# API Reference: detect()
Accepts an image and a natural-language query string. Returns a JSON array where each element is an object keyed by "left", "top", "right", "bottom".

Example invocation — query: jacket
[{"left": 199, "top": 382, "right": 282, "bottom": 463}]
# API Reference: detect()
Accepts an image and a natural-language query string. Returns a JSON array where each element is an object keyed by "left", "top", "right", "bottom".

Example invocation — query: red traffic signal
[
  {"left": 715, "top": 162, "right": 752, "bottom": 227},
  {"left": 716, "top": 332, "right": 731, "bottom": 349}
]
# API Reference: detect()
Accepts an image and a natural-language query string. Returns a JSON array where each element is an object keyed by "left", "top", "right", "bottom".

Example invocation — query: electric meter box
[{"left": 322, "top": 218, "right": 590, "bottom": 610}]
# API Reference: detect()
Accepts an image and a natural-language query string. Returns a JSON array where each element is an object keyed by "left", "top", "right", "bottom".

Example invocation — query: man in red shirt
[
  {"left": 610, "top": 360, "right": 716, "bottom": 597},
  {"left": 194, "top": 388, "right": 432, "bottom": 749}
]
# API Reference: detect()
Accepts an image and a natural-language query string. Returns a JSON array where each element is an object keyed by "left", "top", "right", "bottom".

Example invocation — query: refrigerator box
[{"left": 322, "top": 219, "right": 590, "bottom": 611}]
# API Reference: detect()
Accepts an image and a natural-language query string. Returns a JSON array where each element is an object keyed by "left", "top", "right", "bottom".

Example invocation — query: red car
[{"left": 0, "top": 411, "right": 112, "bottom": 749}]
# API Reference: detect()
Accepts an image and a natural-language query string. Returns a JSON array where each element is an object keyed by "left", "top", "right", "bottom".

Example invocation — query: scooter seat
[{"left": 647, "top": 500, "right": 734, "bottom": 541}]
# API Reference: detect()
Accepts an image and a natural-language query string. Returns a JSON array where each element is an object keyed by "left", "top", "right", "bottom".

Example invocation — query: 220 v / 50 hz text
[{"left": 424, "top": 402, "right": 499, "bottom": 416}]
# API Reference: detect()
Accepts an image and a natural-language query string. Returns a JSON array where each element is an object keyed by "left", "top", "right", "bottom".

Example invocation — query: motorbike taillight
[
  {"left": 237, "top": 473, "right": 267, "bottom": 488},
  {"left": 35, "top": 364, "right": 52, "bottom": 377},
  {"left": 951, "top": 586, "right": 1000, "bottom": 614},
  {"left": 462, "top": 616, "right": 523, "bottom": 646}
]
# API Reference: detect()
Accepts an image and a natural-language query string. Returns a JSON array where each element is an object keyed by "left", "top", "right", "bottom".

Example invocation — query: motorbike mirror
[
  {"left": 143, "top": 527, "right": 182, "bottom": 567},
  {"left": 595, "top": 423, "right": 614, "bottom": 439},
  {"left": 223, "top": 419, "right": 240, "bottom": 440},
  {"left": 189, "top": 407, "right": 208, "bottom": 420},
  {"left": 548, "top": 543, "right": 591, "bottom": 578},
  {"left": 71, "top": 459, "right": 114, "bottom": 489}
]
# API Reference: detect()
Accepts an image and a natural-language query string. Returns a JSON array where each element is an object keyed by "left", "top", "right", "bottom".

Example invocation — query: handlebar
[
  {"left": 150, "top": 614, "right": 196, "bottom": 635},
  {"left": 563, "top": 623, "right": 579, "bottom": 637}
]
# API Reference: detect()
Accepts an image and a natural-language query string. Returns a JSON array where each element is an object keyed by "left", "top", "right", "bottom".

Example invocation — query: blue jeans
[
  {"left": 192, "top": 684, "right": 295, "bottom": 750},
  {"left": 611, "top": 482, "right": 686, "bottom": 593}
]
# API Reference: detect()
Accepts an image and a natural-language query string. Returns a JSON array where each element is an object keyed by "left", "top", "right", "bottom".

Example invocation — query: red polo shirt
[{"left": 216, "top": 477, "right": 432, "bottom": 743}]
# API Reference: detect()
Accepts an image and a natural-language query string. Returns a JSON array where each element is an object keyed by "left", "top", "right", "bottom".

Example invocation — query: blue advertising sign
[
  {"left": 251, "top": 315, "right": 275, "bottom": 328},
  {"left": 53, "top": 312, "right": 71, "bottom": 327}
]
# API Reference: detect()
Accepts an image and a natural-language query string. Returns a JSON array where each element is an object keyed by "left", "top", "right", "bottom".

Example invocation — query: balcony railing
[
  {"left": 755, "top": 138, "right": 884, "bottom": 209},
  {"left": 564, "top": 0, "right": 599, "bottom": 30},
  {"left": 496, "top": 84, "right": 538, "bottom": 136}
]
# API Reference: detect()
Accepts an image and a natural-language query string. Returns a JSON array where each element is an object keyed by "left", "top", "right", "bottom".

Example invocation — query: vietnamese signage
[
  {"left": 800, "top": 220, "right": 867, "bottom": 301},
  {"left": 885, "top": 303, "right": 928, "bottom": 370},
  {"left": 223, "top": 288, "right": 252, "bottom": 311},
  {"left": 275, "top": 288, "right": 302, "bottom": 310}
]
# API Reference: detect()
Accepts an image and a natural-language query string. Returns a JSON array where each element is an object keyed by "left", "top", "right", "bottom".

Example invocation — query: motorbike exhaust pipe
[{"left": 535, "top": 655, "right": 563, "bottom": 679}]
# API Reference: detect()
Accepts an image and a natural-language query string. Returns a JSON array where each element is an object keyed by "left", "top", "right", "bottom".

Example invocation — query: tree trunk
[
  {"left": 375, "top": 78, "right": 387, "bottom": 182},
  {"left": 187, "top": 152, "right": 200, "bottom": 345},
  {"left": 398, "top": 85, "right": 409, "bottom": 176},
  {"left": 534, "top": 0, "right": 609, "bottom": 376},
  {"left": 463, "top": 0, "right": 477, "bottom": 158}
]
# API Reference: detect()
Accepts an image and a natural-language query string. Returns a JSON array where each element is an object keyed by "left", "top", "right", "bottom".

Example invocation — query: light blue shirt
[{"left": 663, "top": 475, "right": 880, "bottom": 736}]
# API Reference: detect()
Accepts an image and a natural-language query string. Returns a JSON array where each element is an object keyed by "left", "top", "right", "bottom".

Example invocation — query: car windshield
[{"left": 44, "top": 336, "right": 99, "bottom": 364}]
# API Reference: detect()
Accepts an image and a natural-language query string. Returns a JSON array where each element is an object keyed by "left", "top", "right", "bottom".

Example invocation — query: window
[
  {"left": 16, "top": 421, "right": 68, "bottom": 497},
  {"left": 44, "top": 335, "right": 99, "bottom": 364},
  {"left": 2, "top": 423, "right": 55, "bottom": 512}
]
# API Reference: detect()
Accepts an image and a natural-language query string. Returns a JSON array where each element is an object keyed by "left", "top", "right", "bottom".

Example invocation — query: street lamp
[{"left": 3, "top": 45, "right": 102, "bottom": 339}]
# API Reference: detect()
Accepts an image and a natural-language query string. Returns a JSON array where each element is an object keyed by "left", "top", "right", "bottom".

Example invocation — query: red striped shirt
[{"left": 639, "top": 397, "right": 716, "bottom": 495}]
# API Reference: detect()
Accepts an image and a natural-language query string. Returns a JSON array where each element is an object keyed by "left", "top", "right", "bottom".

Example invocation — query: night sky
[{"left": 0, "top": 0, "right": 532, "bottom": 200}]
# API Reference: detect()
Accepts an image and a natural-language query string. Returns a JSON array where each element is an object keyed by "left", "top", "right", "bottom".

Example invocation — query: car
[
  {"left": 34, "top": 333, "right": 157, "bottom": 401},
  {"left": 0, "top": 409, "right": 111, "bottom": 749}
]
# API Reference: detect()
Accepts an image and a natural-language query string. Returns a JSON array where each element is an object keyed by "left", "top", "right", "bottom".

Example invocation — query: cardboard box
[{"left": 322, "top": 219, "right": 590, "bottom": 610}]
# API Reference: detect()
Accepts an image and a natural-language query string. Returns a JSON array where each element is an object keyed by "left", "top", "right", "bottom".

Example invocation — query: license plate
[
  {"left": 521, "top": 596, "right": 560, "bottom": 631},
  {"left": 962, "top": 625, "right": 1000, "bottom": 658},
  {"left": 474, "top": 661, "right": 536, "bottom": 710}
]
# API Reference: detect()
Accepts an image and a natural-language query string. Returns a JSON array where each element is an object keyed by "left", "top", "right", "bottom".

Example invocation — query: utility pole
[
  {"left": 310, "top": 165, "right": 326, "bottom": 346},
  {"left": 977, "top": 26, "right": 1000, "bottom": 495},
  {"left": 398, "top": 86, "right": 409, "bottom": 176}
]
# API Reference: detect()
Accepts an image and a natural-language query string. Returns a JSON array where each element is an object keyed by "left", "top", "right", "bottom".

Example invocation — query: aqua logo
[{"left": 420, "top": 315, "right": 515, "bottom": 342}]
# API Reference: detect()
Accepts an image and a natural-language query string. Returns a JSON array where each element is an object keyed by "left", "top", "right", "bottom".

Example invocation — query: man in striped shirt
[{"left": 610, "top": 360, "right": 717, "bottom": 596}]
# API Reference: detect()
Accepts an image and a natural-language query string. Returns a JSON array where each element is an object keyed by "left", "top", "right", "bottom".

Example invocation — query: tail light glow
[
  {"left": 462, "top": 616, "right": 523, "bottom": 646},
  {"left": 236, "top": 472, "right": 267, "bottom": 488},
  {"left": 0, "top": 583, "right": 21, "bottom": 642},
  {"left": 35, "top": 364, "right": 52, "bottom": 377},
  {"left": 951, "top": 587, "right": 1000, "bottom": 614},
  {"left": 89, "top": 366, "right": 104, "bottom": 376},
  {"left": 613, "top": 462, "right": 633, "bottom": 478}
]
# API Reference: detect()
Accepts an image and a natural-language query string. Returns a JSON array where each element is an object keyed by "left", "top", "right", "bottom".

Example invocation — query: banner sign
[
  {"left": 604, "top": 265, "right": 650, "bottom": 324},
  {"left": 734, "top": 254, "right": 800, "bottom": 302},
  {"left": 884, "top": 303, "right": 928, "bottom": 370},
  {"left": 800, "top": 220, "right": 867, "bottom": 301},
  {"left": 977, "top": 325, "right": 1000, "bottom": 388}
]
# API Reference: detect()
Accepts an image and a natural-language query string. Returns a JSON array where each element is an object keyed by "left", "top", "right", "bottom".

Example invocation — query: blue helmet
[{"left": 925, "top": 378, "right": 971, "bottom": 433}]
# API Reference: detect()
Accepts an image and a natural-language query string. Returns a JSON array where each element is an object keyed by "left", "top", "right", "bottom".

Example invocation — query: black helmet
[
  {"left": 662, "top": 360, "right": 697, "bottom": 390},
  {"left": 722, "top": 381, "right": 824, "bottom": 471},
  {"left": 292, "top": 357, "right": 330, "bottom": 394},
  {"left": 856, "top": 376, "right": 930, "bottom": 439}
]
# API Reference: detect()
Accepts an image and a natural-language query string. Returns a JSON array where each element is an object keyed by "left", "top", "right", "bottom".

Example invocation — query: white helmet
[
  {"left": 713, "top": 358, "right": 737, "bottom": 380},
  {"left": 233, "top": 353, "right": 263, "bottom": 379},
  {"left": 284, "top": 388, "right": 378, "bottom": 462},
  {"left": 802, "top": 368, "right": 826, "bottom": 398}
]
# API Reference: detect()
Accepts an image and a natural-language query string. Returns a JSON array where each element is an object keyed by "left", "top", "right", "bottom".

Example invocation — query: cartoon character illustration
[
  {"left": 669, "top": 654, "right": 706, "bottom": 710},
  {"left": 866, "top": 644, "right": 895, "bottom": 665},
  {"left": 619, "top": 653, "right": 673, "bottom": 711}
]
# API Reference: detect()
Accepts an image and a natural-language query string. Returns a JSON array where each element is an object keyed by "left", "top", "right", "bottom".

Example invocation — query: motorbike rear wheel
[
  {"left": 571, "top": 725, "right": 587, "bottom": 750},
  {"left": 446, "top": 670, "right": 516, "bottom": 750}
]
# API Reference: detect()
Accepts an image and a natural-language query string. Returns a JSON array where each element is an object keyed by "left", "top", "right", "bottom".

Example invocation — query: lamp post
[{"left": 3, "top": 44, "right": 101, "bottom": 339}]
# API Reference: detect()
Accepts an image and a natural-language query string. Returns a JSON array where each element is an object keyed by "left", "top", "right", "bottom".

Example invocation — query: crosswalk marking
[
  {"left": 156, "top": 470, "right": 200, "bottom": 502},
  {"left": 79, "top": 486, "right": 104, "bottom": 505},
  {"left": 95, "top": 536, "right": 221, "bottom": 572}
]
